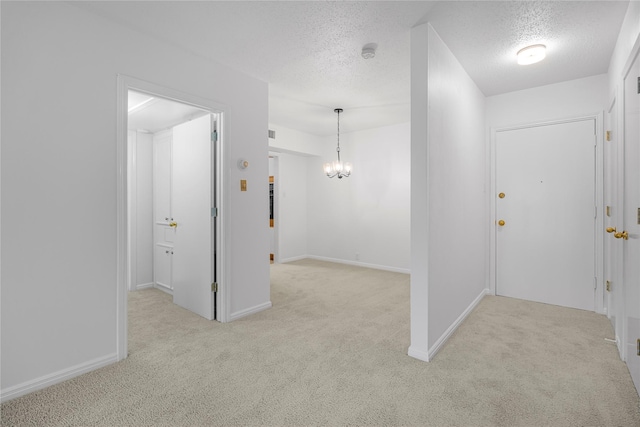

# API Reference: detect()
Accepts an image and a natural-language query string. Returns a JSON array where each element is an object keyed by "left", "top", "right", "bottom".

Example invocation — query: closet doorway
[{"left": 127, "top": 89, "right": 221, "bottom": 321}]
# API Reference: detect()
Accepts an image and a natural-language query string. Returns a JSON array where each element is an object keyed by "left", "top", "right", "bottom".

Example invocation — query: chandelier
[{"left": 323, "top": 108, "right": 352, "bottom": 179}]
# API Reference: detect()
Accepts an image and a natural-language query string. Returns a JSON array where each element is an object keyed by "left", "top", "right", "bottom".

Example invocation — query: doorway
[
  {"left": 117, "top": 76, "right": 226, "bottom": 360},
  {"left": 493, "top": 118, "right": 600, "bottom": 311}
]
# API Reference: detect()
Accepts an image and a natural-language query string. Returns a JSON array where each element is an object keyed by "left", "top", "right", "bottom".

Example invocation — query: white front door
[
  {"left": 171, "top": 114, "right": 214, "bottom": 320},
  {"left": 496, "top": 120, "right": 596, "bottom": 311},
  {"left": 622, "top": 50, "right": 640, "bottom": 393}
]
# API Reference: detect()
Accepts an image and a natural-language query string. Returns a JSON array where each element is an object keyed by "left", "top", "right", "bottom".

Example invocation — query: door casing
[{"left": 489, "top": 114, "right": 604, "bottom": 313}]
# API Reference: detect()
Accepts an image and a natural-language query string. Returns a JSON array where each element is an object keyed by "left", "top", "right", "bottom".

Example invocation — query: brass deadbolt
[
  {"left": 498, "top": 193, "right": 505, "bottom": 199},
  {"left": 498, "top": 220, "right": 506, "bottom": 226},
  {"left": 614, "top": 231, "right": 629, "bottom": 240}
]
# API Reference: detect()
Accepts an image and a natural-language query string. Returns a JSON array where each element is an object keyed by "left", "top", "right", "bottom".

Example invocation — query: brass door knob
[
  {"left": 606, "top": 227, "right": 617, "bottom": 233},
  {"left": 498, "top": 220, "right": 506, "bottom": 226},
  {"left": 169, "top": 222, "right": 178, "bottom": 228},
  {"left": 498, "top": 193, "right": 505, "bottom": 199},
  {"left": 614, "top": 231, "right": 629, "bottom": 240}
]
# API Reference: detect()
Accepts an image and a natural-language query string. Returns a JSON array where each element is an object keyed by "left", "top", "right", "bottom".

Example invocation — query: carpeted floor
[{"left": 1, "top": 259, "right": 639, "bottom": 426}]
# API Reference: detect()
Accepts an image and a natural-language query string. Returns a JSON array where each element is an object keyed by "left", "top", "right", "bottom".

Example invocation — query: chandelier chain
[{"left": 336, "top": 109, "right": 341, "bottom": 161}]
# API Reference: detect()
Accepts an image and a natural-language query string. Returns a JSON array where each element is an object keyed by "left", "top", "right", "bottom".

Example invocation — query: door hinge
[
  {"left": 606, "top": 130, "right": 611, "bottom": 141},
  {"left": 606, "top": 280, "right": 611, "bottom": 292},
  {"left": 211, "top": 207, "right": 218, "bottom": 217},
  {"left": 211, "top": 282, "right": 218, "bottom": 292},
  {"left": 211, "top": 131, "right": 218, "bottom": 143}
]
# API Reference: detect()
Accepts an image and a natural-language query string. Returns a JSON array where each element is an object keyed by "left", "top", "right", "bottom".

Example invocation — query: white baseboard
[
  {"left": 278, "top": 255, "right": 307, "bottom": 264},
  {"left": 154, "top": 283, "right": 173, "bottom": 295},
  {"left": 305, "top": 255, "right": 410, "bottom": 274},
  {"left": 135, "top": 282, "right": 154, "bottom": 291},
  {"left": 428, "top": 288, "right": 489, "bottom": 360},
  {"left": 0, "top": 353, "right": 118, "bottom": 403},
  {"left": 229, "top": 301, "right": 272, "bottom": 321},
  {"left": 408, "top": 346, "right": 430, "bottom": 362}
]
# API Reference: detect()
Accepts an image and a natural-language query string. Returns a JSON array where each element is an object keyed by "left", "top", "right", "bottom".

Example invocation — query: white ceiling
[
  {"left": 78, "top": 1, "right": 629, "bottom": 136},
  {"left": 128, "top": 91, "right": 208, "bottom": 133}
]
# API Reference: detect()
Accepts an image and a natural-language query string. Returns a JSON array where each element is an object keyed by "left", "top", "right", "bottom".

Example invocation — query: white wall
[
  {"left": 271, "top": 152, "right": 309, "bottom": 262},
  {"left": 410, "top": 23, "right": 487, "bottom": 361},
  {"left": 608, "top": 1, "right": 640, "bottom": 97},
  {"left": 486, "top": 74, "right": 608, "bottom": 128},
  {"left": 307, "top": 123, "right": 411, "bottom": 273},
  {"left": 1, "top": 2, "right": 269, "bottom": 400}
]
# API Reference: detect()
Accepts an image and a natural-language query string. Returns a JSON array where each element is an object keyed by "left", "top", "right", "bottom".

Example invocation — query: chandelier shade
[{"left": 324, "top": 108, "right": 352, "bottom": 179}]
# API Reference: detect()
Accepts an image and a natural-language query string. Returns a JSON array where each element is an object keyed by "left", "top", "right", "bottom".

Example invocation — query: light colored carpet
[{"left": 2, "top": 259, "right": 639, "bottom": 426}]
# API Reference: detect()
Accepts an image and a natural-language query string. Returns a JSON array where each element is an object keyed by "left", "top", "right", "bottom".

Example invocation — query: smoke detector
[{"left": 361, "top": 43, "right": 378, "bottom": 59}]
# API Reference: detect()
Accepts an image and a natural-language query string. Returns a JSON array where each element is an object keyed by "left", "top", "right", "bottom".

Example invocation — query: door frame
[
  {"left": 116, "top": 75, "right": 227, "bottom": 361},
  {"left": 489, "top": 114, "right": 604, "bottom": 313},
  {"left": 268, "top": 154, "right": 280, "bottom": 264},
  {"left": 604, "top": 94, "right": 622, "bottom": 337}
]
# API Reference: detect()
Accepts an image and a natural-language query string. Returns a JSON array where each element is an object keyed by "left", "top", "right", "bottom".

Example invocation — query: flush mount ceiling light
[
  {"left": 517, "top": 44, "right": 546, "bottom": 65},
  {"left": 323, "top": 108, "right": 352, "bottom": 179}
]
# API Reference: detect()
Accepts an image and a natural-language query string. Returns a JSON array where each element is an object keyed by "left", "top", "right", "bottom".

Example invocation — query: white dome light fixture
[{"left": 517, "top": 44, "right": 546, "bottom": 65}]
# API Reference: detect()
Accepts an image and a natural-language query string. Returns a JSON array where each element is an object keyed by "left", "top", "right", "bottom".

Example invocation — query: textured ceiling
[
  {"left": 424, "top": 1, "right": 628, "bottom": 97},
  {"left": 76, "top": 1, "right": 628, "bottom": 136}
]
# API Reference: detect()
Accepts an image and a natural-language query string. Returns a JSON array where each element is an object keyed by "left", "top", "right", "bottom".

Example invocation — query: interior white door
[
  {"left": 171, "top": 114, "right": 214, "bottom": 320},
  {"left": 496, "top": 120, "right": 596, "bottom": 311},
  {"left": 622, "top": 51, "right": 640, "bottom": 393}
]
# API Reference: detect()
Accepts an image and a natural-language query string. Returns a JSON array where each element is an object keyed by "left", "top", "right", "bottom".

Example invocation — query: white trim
[
  {"left": 116, "top": 76, "right": 128, "bottom": 361},
  {"left": 128, "top": 130, "right": 138, "bottom": 292},
  {"left": 134, "top": 282, "right": 154, "bottom": 291},
  {"left": 154, "top": 282, "right": 173, "bottom": 295},
  {"left": 0, "top": 354, "right": 118, "bottom": 403},
  {"left": 595, "top": 112, "right": 605, "bottom": 314},
  {"left": 306, "top": 255, "right": 410, "bottom": 274},
  {"left": 228, "top": 301, "right": 272, "bottom": 321},
  {"left": 427, "top": 289, "right": 489, "bottom": 360},
  {"left": 489, "top": 114, "right": 604, "bottom": 313},
  {"left": 407, "top": 346, "right": 430, "bottom": 362},
  {"left": 278, "top": 255, "right": 308, "bottom": 264}
]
